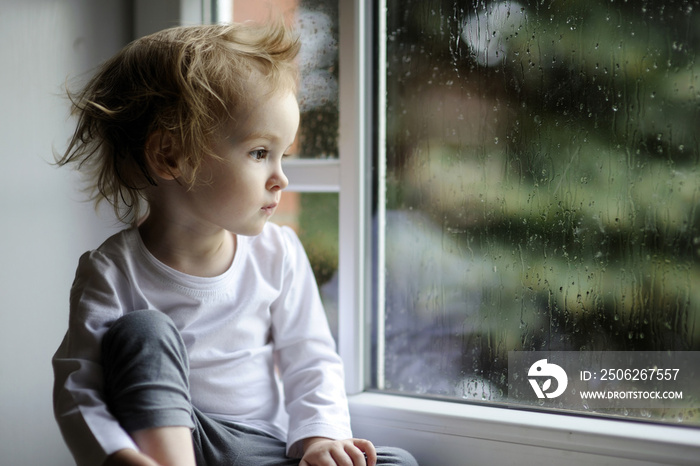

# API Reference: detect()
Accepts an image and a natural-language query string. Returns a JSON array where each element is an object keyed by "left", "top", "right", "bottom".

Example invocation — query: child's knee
[
  {"left": 104, "top": 309, "right": 176, "bottom": 345},
  {"left": 101, "top": 309, "right": 189, "bottom": 386}
]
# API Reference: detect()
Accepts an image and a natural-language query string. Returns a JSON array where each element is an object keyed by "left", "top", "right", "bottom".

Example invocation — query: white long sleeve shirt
[{"left": 52, "top": 223, "right": 352, "bottom": 466}]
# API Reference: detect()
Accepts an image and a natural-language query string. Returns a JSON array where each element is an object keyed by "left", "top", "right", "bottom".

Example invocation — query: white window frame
[{"left": 196, "top": 1, "right": 700, "bottom": 463}]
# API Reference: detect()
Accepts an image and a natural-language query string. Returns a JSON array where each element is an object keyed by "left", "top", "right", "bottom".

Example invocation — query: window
[{"left": 377, "top": 0, "right": 700, "bottom": 429}]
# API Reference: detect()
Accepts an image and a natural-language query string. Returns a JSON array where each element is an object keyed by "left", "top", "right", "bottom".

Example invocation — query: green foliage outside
[{"left": 297, "top": 192, "right": 339, "bottom": 286}]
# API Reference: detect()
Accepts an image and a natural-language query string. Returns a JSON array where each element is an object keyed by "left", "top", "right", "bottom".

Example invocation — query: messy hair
[{"left": 57, "top": 21, "right": 300, "bottom": 224}]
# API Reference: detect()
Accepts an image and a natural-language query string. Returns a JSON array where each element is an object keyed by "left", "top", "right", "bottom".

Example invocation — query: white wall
[{"left": 0, "top": 1, "right": 130, "bottom": 463}]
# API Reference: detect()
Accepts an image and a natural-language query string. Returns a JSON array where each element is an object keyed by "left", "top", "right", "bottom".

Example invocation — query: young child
[{"left": 52, "top": 22, "right": 417, "bottom": 466}]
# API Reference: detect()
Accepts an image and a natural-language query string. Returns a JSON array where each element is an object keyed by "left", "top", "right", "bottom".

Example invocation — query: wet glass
[{"left": 381, "top": 0, "right": 700, "bottom": 425}]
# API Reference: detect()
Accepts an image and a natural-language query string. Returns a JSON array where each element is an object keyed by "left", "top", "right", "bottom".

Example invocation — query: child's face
[{"left": 184, "top": 90, "right": 300, "bottom": 236}]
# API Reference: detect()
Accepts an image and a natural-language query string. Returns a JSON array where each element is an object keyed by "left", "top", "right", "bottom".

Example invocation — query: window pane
[
  {"left": 381, "top": 0, "right": 700, "bottom": 425},
  {"left": 273, "top": 192, "right": 339, "bottom": 339},
  {"left": 217, "top": 0, "right": 339, "bottom": 159}
]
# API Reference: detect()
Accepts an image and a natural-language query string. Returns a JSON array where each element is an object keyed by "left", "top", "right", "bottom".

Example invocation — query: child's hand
[
  {"left": 300, "top": 437, "right": 377, "bottom": 466},
  {"left": 103, "top": 449, "right": 161, "bottom": 466}
]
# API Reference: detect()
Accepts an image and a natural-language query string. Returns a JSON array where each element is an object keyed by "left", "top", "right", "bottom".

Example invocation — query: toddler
[{"left": 52, "top": 21, "right": 417, "bottom": 466}]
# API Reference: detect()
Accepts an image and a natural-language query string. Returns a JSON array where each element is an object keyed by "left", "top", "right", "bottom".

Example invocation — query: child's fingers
[
  {"left": 352, "top": 438, "right": 377, "bottom": 466},
  {"left": 300, "top": 438, "right": 377, "bottom": 466},
  {"left": 340, "top": 442, "right": 367, "bottom": 466}
]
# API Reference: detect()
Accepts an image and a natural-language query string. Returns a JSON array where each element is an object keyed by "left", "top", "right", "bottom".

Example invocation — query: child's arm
[
  {"left": 270, "top": 227, "right": 356, "bottom": 455},
  {"left": 53, "top": 251, "right": 140, "bottom": 466},
  {"left": 300, "top": 437, "right": 377, "bottom": 466}
]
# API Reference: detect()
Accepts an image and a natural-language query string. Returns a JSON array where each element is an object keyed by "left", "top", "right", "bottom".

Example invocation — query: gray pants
[{"left": 102, "top": 310, "right": 418, "bottom": 466}]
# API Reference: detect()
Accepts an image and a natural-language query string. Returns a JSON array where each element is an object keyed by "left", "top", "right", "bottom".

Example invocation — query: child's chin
[{"left": 238, "top": 224, "right": 267, "bottom": 237}]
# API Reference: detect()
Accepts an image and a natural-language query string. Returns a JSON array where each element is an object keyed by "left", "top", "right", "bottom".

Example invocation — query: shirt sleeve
[
  {"left": 52, "top": 250, "right": 138, "bottom": 466},
  {"left": 270, "top": 227, "right": 353, "bottom": 457}
]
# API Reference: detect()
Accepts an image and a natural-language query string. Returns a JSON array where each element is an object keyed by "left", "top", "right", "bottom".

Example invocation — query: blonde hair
[{"left": 57, "top": 21, "right": 300, "bottom": 224}]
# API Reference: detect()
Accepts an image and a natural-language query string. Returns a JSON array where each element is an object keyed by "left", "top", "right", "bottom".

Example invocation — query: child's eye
[{"left": 249, "top": 149, "right": 268, "bottom": 160}]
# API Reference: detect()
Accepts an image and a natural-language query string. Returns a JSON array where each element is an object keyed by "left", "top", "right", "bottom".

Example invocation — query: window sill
[{"left": 348, "top": 392, "right": 700, "bottom": 465}]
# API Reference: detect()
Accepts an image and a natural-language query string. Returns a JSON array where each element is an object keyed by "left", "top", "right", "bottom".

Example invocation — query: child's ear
[{"left": 145, "top": 130, "right": 182, "bottom": 180}]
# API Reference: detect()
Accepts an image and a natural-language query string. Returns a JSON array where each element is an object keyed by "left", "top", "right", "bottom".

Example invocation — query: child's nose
[{"left": 267, "top": 164, "right": 288, "bottom": 191}]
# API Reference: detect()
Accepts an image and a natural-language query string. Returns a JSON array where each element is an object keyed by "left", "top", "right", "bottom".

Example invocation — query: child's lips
[{"left": 261, "top": 203, "right": 278, "bottom": 214}]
